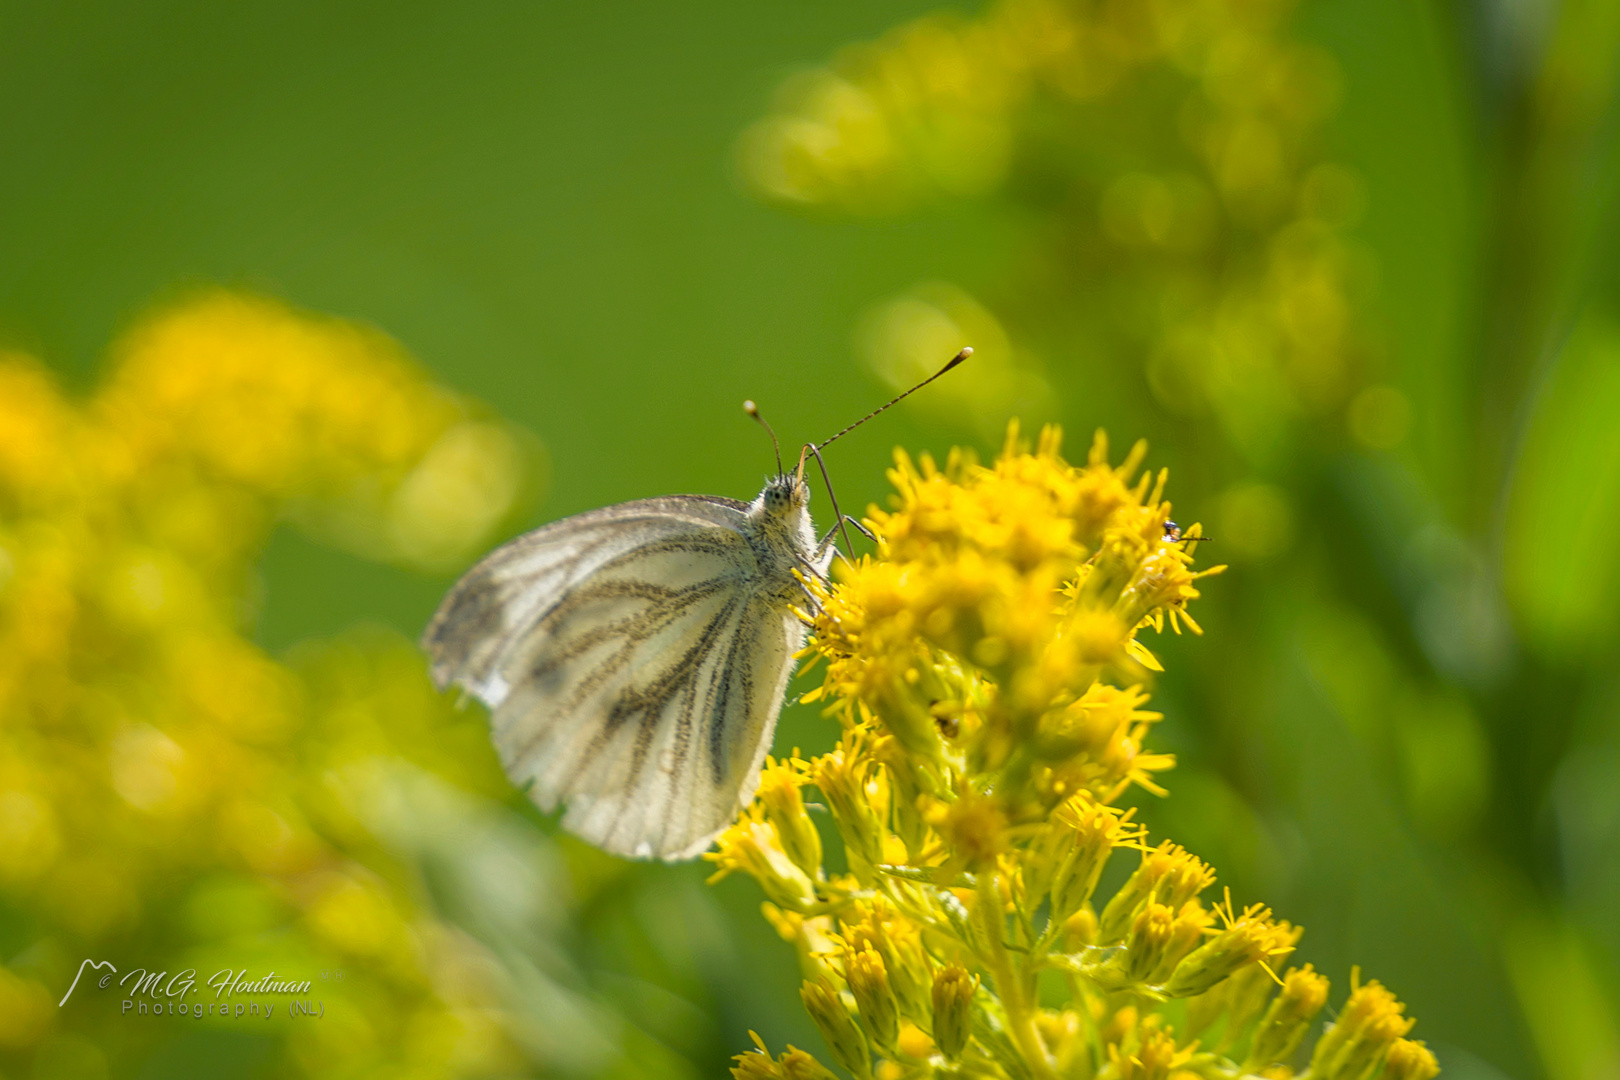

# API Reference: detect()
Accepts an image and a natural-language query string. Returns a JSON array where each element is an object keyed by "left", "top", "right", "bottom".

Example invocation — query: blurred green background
[{"left": 1, "top": 1, "right": 1617, "bottom": 1078}]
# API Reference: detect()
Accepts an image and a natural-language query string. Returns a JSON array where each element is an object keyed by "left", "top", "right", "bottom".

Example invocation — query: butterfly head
[{"left": 760, "top": 473, "right": 809, "bottom": 517}]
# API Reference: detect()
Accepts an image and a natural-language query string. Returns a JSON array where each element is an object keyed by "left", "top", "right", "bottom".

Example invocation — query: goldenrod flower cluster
[
  {"left": 0, "top": 291, "right": 548, "bottom": 1076},
  {"left": 740, "top": 0, "right": 1371, "bottom": 447},
  {"left": 713, "top": 426, "right": 1438, "bottom": 1080}
]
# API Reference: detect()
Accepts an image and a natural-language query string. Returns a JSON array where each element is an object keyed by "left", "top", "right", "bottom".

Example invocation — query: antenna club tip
[
  {"left": 958, "top": 346, "right": 973, "bottom": 358},
  {"left": 742, "top": 400, "right": 759, "bottom": 415},
  {"left": 944, "top": 346, "right": 972, "bottom": 371}
]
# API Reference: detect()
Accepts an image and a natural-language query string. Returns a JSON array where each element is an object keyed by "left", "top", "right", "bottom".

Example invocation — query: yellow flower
[
  {"left": 758, "top": 754, "right": 823, "bottom": 879},
  {"left": 732, "top": 1033, "right": 845, "bottom": 1080},
  {"left": 811, "top": 734, "right": 891, "bottom": 876},
  {"left": 0, "top": 290, "right": 546, "bottom": 1076},
  {"left": 1103, "top": 1021, "right": 1198, "bottom": 1080},
  {"left": 837, "top": 898, "right": 933, "bottom": 1024},
  {"left": 930, "top": 965, "right": 976, "bottom": 1059},
  {"left": 713, "top": 426, "right": 1431, "bottom": 1080},
  {"left": 1245, "top": 965, "right": 1332, "bottom": 1071},
  {"left": 1384, "top": 1039, "right": 1442, "bottom": 1080},
  {"left": 1097, "top": 841, "right": 1217, "bottom": 944},
  {"left": 1309, "top": 974, "right": 1418, "bottom": 1080},
  {"left": 780, "top": 1045, "right": 841, "bottom": 1080},
  {"left": 801, "top": 979, "right": 873, "bottom": 1080},
  {"left": 1163, "top": 899, "right": 1299, "bottom": 998},
  {"left": 1037, "top": 793, "right": 1143, "bottom": 919},
  {"left": 706, "top": 816, "right": 819, "bottom": 912},
  {"left": 740, "top": 0, "right": 1368, "bottom": 438},
  {"left": 924, "top": 790, "right": 1008, "bottom": 870},
  {"left": 844, "top": 942, "right": 901, "bottom": 1049}
]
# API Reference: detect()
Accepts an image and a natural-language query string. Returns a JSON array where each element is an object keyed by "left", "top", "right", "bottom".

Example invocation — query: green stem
[{"left": 977, "top": 869, "right": 1058, "bottom": 1080}]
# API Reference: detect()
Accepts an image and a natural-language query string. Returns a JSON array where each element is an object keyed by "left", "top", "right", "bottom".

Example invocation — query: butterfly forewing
[{"left": 421, "top": 495, "right": 808, "bottom": 860}]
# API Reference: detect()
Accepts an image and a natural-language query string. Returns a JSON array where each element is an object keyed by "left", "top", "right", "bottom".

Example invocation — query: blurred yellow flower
[
  {"left": 742, "top": 0, "right": 1372, "bottom": 457},
  {"left": 0, "top": 289, "right": 556, "bottom": 1078}
]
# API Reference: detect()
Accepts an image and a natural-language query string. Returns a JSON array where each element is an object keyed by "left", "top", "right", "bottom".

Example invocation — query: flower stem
[{"left": 977, "top": 869, "right": 1058, "bottom": 1080}]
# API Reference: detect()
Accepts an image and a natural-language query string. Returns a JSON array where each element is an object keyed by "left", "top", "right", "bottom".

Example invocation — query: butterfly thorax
[{"left": 740, "top": 475, "right": 821, "bottom": 602}]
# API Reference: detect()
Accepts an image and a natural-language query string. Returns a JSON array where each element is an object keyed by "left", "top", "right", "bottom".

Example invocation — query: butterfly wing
[{"left": 421, "top": 495, "right": 804, "bottom": 860}]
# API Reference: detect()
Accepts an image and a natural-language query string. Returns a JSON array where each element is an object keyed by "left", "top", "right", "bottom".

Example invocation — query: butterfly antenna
[
  {"left": 743, "top": 400, "right": 785, "bottom": 477},
  {"left": 814, "top": 346, "right": 972, "bottom": 451},
  {"left": 805, "top": 441, "right": 855, "bottom": 561}
]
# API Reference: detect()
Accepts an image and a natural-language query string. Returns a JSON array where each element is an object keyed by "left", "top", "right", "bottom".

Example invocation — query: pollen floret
[{"left": 718, "top": 426, "right": 1434, "bottom": 1080}]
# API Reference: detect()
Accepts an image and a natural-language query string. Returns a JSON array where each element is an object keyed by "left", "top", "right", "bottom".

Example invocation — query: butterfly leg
[
  {"left": 790, "top": 557, "right": 827, "bottom": 617},
  {"left": 795, "top": 551, "right": 832, "bottom": 587},
  {"left": 814, "top": 517, "right": 872, "bottom": 565},
  {"left": 814, "top": 525, "right": 840, "bottom": 562}
]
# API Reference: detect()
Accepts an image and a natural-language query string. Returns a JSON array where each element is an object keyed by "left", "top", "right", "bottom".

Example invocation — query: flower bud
[
  {"left": 1163, "top": 907, "right": 1294, "bottom": 999},
  {"left": 731, "top": 1047, "right": 783, "bottom": 1080},
  {"left": 1383, "top": 1039, "right": 1440, "bottom": 1080},
  {"left": 731, "top": 1032, "right": 784, "bottom": 1080},
  {"left": 1147, "top": 903, "right": 1213, "bottom": 985},
  {"left": 1243, "top": 965, "right": 1329, "bottom": 1071},
  {"left": 1096, "top": 842, "right": 1213, "bottom": 944},
  {"left": 1332, "top": 1010, "right": 1417, "bottom": 1080},
  {"left": 758, "top": 759, "right": 823, "bottom": 880},
  {"left": 1308, "top": 978, "right": 1414, "bottom": 1080},
  {"left": 1125, "top": 903, "right": 1177, "bottom": 984},
  {"left": 1048, "top": 796, "right": 1135, "bottom": 920},
  {"left": 931, "top": 965, "right": 976, "bottom": 1060},
  {"left": 800, "top": 979, "right": 871, "bottom": 1080},
  {"left": 779, "top": 1046, "right": 841, "bottom": 1080},
  {"left": 844, "top": 944, "right": 900, "bottom": 1049},
  {"left": 813, "top": 746, "right": 886, "bottom": 875},
  {"left": 708, "top": 819, "right": 818, "bottom": 912}
]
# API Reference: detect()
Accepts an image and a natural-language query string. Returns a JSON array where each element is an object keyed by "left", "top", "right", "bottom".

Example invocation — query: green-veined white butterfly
[{"left": 421, "top": 349, "right": 969, "bottom": 860}]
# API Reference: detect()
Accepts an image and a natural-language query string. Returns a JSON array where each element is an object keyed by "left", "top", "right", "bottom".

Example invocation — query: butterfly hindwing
[{"left": 506, "top": 584, "right": 800, "bottom": 859}]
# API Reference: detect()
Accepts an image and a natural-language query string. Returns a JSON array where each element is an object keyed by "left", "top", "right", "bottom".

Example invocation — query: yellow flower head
[
  {"left": 1164, "top": 899, "right": 1300, "bottom": 998},
  {"left": 1098, "top": 841, "right": 1218, "bottom": 944},
  {"left": 713, "top": 425, "right": 1428, "bottom": 1080},
  {"left": 842, "top": 942, "right": 901, "bottom": 1049},
  {"left": 836, "top": 898, "right": 933, "bottom": 1024},
  {"left": 1310, "top": 974, "right": 1419, "bottom": 1080},
  {"left": 930, "top": 965, "right": 976, "bottom": 1059},
  {"left": 1245, "top": 964, "right": 1332, "bottom": 1071},
  {"left": 1104, "top": 1020, "right": 1198, "bottom": 1080},
  {"left": 706, "top": 817, "right": 818, "bottom": 913},
  {"left": 758, "top": 754, "right": 823, "bottom": 879},
  {"left": 1384, "top": 1040, "right": 1442, "bottom": 1080},
  {"left": 806, "top": 425, "right": 1219, "bottom": 802}
]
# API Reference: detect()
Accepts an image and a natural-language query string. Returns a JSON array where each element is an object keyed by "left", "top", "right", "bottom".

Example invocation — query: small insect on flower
[
  {"left": 1162, "top": 519, "right": 1211, "bottom": 545},
  {"left": 421, "top": 349, "right": 971, "bottom": 860}
]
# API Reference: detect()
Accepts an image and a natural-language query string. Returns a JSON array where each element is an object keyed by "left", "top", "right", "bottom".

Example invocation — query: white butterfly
[
  {"left": 421, "top": 349, "right": 969, "bottom": 860},
  {"left": 421, "top": 475, "right": 832, "bottom": 860}
]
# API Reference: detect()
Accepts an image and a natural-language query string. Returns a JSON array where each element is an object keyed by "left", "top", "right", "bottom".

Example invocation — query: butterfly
[{"left": 421, "top": 349, "right": 969, "bottom": 860}]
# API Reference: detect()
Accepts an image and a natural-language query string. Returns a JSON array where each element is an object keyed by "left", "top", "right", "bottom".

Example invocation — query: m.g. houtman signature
[{"left": 59, "top": 959, "right": 323, "bottom": 1019}]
